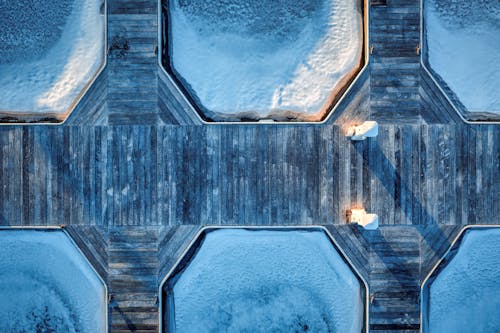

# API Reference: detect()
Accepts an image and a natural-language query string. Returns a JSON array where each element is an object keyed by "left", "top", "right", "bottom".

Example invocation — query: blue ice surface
[
  {"left": 0, "top": 0, "right": 74, "bottom": 63},
  {"left": 425, "top": 228, "right": 500, "bottom": 333},
  {"left": 0, "top": 230, "right": 106, "bottom": 333},
  {"left": 165, "top": 229, "right": 365, "bottom": 333},
  {"left": 424, "top": 0, "right": 500, "bottom": 114}
]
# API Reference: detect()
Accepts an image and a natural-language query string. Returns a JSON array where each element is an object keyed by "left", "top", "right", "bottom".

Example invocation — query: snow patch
[
  {"left": 168, "top": 0, "right": 364, "bottom": 121},
  {"left": 0, "top": 0, "right": 105, "bottom": 115}
]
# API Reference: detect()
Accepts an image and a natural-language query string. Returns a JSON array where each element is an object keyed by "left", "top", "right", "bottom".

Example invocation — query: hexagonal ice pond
[
  {"left": 422, "top": 227, "right": 500, "bottom": 333},
  {"left": 161, "top": 228, "right": 367, "bottom": 333},
  {"left": 162, "top": 0, "right": 366, "bottom": 122},
  {"left": 0, "top": 0, "right": 105, "bottom": 122},
  {"left": 0, "top": 229, "right": 107, "bottom": 332},
  {"left": 423, "top": 0, "right": 500, "bottom": 119}
]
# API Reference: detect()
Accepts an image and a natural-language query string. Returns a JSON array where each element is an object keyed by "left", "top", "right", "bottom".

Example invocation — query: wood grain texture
[
  {"left": 0, "top": 124, "right": 498, "bottom": 227},
  {"left": 107, "top": 0, "right": 161, "bottom": 125},
  {"left": 419, "top": 68, "right": 463, "bottom": 124},
  {"left": 65, "top": 225, "right": 109, "bottom": 281},
  {"left": 108, "top": 227, "right": 159, "bottom": 332},
  {"left": 369, "top": 0, "right": 422, "bottom": 123},
  {"left": 367, "top": 226, "right": 421, "bottom": 331}
]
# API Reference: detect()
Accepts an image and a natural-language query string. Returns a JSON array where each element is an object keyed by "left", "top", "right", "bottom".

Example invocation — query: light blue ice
[
  {"left": 167, "top": 229, "right": 364, "bottom": 333},
  {"left": 424, "top": 0, "right": 500, "bottom": 114},
  {"left": 426, "top": 228, "right": 500, "bottom": 333},
  {"left": 0, "top": 230, "right": 106, "bottom": 333}
]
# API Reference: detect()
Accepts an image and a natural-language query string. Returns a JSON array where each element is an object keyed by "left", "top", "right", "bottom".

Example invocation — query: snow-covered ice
[
  {"left": 165, "top": 229, "right": 365, "bottom": 332},
  {"left": 424, "top": 0, "right": 500, "bottom": 116},
  {"left": 0, "top": 0, "right": 105, "bottom": 116},
  {"left": 168, "top": 0, "right": 364, "bottom": 121},
  {"left": 425, "top": 228, "right": 500, "bottom": 333},
  {"left": 0, "top": 230, "right": 106, "bottom": 333}
]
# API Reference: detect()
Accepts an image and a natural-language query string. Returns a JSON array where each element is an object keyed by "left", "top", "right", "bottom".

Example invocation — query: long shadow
[
  {"left": 351, "top": 135, "right": 460, "bottom": 328},
  {"left": 109, "top": 298, "right": 138, "bottom": 332},
  {"left": 356, "top": 135, "right": 458, "bottom": 268}
]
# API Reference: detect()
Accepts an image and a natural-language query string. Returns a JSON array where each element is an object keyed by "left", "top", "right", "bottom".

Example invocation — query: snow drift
[
  {"left": 0, "top": 0, "right": 105, "bottom": 118},
  {"left": 167, "top": 0, "right": 364, "bottom": 121}
]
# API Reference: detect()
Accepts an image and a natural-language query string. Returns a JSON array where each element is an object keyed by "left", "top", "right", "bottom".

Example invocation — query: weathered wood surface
[
  {"left": 369, "top": 0, "right": 422, "bottom": 123},
  {"left": 106, "top": 0, "right": 161, "bottom": 125},
  {"left": 420, "top": 48, "right": 500, "bottom": 123},
  {"left": 80, "top": 224, "right": 499, "bottom": 333},
  {"left": 366, "top": 225, "right": 466, "bottom": 331},
  {"left": 418, "top": 224, "right": 463, "bottom": 281},
  {"left": 59, "top": 0, "right": 481, "bottom": 125},
  {"left": 367, "top": 226, "right": 420, "bottom": 331},
  {"left": 157, "top": 225, "right": 201, "bottom": 278},
  {"left": 158, "top": 66, "right": 203, "bottom": 125},
  {"left": 46, "top": 0, "right": 492, "bottom": 126},
  {"left": 65, "top": 225, "right": 109, "bottom": 281},
  {"left": 108, "top": 227, "right": 159, "bottom": 332},
  {"left": 330, "top": 68, "right": 371, "bottom": 127},
  {"left": 325, "top": 225, "right": 371, "bottom": 282},
  {"left": 0, "top": 124, "right": 498, "bottom": 227},
  {"left": 419, "top": 68, "right": 464, "bottom": 124},
  {"left": 1, "top": 1, "right": 499, "bottom": 332}
]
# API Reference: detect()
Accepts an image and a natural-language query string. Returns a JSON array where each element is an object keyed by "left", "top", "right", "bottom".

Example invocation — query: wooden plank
[
  {"left": 107, "top": 3, "right": 159, "bottom": 125},
  {"left": 369, "top": 0, "right": 422, "bottom": 123},
  {"left": 368, "top": 226, "right": 422, "bottom": 331},
  {"left": 108, "top": 227, "right": 159, "bottom": 332},
  {"left": 0, "top": 0, "right": 499, "bottom": 330},
  {"left": 0, "top": 123, "right": 498, "bottom": 228},
  {"left": 157, "top": 70, "right": 202, "bottom": 125}
]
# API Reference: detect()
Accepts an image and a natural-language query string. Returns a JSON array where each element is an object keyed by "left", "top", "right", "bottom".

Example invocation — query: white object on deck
[
  {"left": 346, "top": 121, "right": 378, "bottom": 141},
  {"left": 349, "top": 208, "right": 379, "bottom": 230}
]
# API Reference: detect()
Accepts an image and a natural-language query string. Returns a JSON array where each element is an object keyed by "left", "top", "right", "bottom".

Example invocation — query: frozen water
[
  {"left": 426, "top": 228, "right": 500, "bottom": 333},
  {"left": 0, "top": 0, "right": 74, "bottom": 63},
  {"left": 0, "top": 230, "right": 106, "bottom": 333},
  {"left": 165, "top": 229, "right": 364, "bottom": 333},
  {"left": 0, "top": 0, "right": 104, "bottom": 115},
  {"left": 168, "top": 0, "right": 364, "bottom": 121},
  {"left": 424, "top": 0, "right": 500, "bottom": 115}
]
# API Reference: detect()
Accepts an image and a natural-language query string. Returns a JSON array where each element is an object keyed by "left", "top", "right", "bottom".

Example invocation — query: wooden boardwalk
[
  {"left": 63, "top": 0, "right": 493, "bottom": 126},
  {"left": 0, "top": 124, "right": 497, "bottom": 227},
  {"left": 0, "top": 0, "right": 499, "bottom": 332},
  {"left": 368, "top": 226, "right": 421, "bottom": 331},
  {"left": 369, "top": 0, "right": 422, "bottom": 123},
  {"left": 108, "top": 227, "right": 159, "bottom": 332},
  {"left": 106, "top": 0, "right": 160, "bottom": 125}
]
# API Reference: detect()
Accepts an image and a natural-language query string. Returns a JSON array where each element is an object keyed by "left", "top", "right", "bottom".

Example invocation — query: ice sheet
[
  {"left": 427, "top": 228, "right": 500, "bottom": 333},
  {"left": 167, "top": 229, "right": 364, "bottom": 333},
  {"left": 424, "top": 0, "right": 500, "bottom": 115},
  {"left": 0, "top": 230, "right": 106, "bottom": 333}
]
